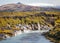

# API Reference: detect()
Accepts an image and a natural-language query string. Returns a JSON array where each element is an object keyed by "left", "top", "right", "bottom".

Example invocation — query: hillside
[
  {"left": 0, "top": 2, "right": 60, "bottom": 42},
  {"left": 0, "top": 2, "right": 60, "bottom": 12}
]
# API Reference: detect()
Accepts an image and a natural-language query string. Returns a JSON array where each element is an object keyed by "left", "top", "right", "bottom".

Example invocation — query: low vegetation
[{"left": 0, "top": 11, "right": 60, "bottom": 42}]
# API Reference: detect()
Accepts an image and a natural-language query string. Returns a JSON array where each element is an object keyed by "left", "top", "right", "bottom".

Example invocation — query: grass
[{"left": 0, "top": 11, "right": 60, "bottom": 41}]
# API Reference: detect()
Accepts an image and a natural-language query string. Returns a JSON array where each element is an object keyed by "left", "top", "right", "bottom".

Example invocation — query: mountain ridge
[{"left": 0, "top": 2, "right": 60, "bottom": 12}]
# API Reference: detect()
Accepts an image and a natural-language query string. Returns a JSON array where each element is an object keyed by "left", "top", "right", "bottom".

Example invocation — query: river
[{"left": 0, "top": 32, "right": 53, "bottom": 43}]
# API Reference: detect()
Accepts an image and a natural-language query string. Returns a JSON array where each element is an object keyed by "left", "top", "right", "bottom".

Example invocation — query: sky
[{"left": 0, "top": 0, "right": 60, "bottom": 6}]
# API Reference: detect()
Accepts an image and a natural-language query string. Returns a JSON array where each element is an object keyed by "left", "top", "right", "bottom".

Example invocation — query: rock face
[{"left": 0, "top": 2, "right": 60, "bottom": 12}]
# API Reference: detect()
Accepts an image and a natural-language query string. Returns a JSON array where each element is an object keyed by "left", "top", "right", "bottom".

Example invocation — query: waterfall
[
  {"left": 5, "top": 35, "right": 10, "bottom": 38},
  {"left": 14, "top": 24, "right": 50, "bottom": 36},
  {"left": 38, "top": 23, "right": 41, "bottom": 31},
  {"left": 15, "top": 30, "right": 22, "bottom": 36}
]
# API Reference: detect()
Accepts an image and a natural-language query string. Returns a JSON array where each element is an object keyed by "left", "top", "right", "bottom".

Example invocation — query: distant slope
[{"left": 0, "top": 2, "right": 60, "bottom": 12}]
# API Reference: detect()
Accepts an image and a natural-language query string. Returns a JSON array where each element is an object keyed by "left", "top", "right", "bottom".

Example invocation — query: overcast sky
[{"left": 0, "top": 0, "right": 60, "bottom": 6}]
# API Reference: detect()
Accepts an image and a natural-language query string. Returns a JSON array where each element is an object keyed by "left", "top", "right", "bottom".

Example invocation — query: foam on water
[{"left": 15, "top": 29, "right": 49, "bottom": 36}]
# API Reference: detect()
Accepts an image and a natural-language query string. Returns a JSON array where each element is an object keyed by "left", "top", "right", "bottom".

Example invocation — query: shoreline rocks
[{"left": 44, "top": 32, "right": 60, "bottom": 43}]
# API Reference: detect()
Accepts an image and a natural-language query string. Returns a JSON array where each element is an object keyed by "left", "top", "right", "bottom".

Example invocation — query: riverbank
[
  {"left": 43, "top": 32, "right": 60, "bottom": 43},
  {"left": 0, "top": 22, "right": 51, "bottom": 40}
]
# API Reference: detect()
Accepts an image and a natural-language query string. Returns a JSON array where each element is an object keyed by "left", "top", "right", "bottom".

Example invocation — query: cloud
[{"left": 27, "top": 3, "right": 54, "bottom": 6}]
